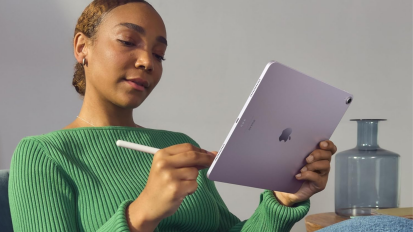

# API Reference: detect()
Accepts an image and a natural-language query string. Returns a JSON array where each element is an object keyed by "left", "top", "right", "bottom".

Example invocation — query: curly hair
[{"left": 72, "top": 0, "right": 153, "bottom": 96}]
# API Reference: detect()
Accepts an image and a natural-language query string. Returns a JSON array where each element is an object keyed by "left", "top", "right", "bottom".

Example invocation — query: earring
[{"left": 82, "top": 58, "right": 86, "bottom": 66}]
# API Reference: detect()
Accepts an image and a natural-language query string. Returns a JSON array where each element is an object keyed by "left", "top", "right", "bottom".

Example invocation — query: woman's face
[{"left": 82, "top": 2, "right": 167, "bottom": 108}]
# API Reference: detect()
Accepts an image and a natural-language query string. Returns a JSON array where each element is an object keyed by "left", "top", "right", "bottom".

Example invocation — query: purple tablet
[{"left": 207, "top": 61, "right": 353, "bottom": 193}]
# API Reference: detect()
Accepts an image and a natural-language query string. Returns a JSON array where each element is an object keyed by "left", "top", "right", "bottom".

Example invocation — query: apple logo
[{"left": 279, "top": 128, "right": 292, "bottom": 142}]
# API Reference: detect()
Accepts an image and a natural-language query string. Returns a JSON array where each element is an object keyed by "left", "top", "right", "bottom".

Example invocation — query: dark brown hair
[{"left": 72, "top": 0, "right": 153, "bottom": 96}]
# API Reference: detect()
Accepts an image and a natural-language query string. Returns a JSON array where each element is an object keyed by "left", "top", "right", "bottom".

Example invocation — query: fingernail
[
  {"left": 307, "top": 155, "right": 314, "bottom": 163},
  {"left": 296, "top": 173, "right": 301, "bottom": 178},
  {"left": 301, "top": 166, "right": 307, "bottom": 172},
  {"left": 321, "top": 142, "right": 328, "bottom": 148},
  {"left": 207, "top": 151, "right": 215, "bottom": 157}
]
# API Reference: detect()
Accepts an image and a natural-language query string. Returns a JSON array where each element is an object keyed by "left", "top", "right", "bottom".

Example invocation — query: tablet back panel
[{"left": 207, "top": 61, "right": 353, "bottom": 193}]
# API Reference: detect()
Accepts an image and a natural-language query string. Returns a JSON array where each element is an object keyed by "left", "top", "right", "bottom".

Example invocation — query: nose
[{"left": 135, "top": 50, "right": 154, "bottom": 72}]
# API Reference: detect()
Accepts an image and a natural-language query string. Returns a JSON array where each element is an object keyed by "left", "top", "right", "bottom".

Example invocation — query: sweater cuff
[
  {"left": 261, "top": 190, "right": 310, "bottom": 230},
  {"left": 97, "top": 200, "right": 135, "bottom": 232},
  {"left": 241, "top": 190, "right": 310, "bottom": 231}
]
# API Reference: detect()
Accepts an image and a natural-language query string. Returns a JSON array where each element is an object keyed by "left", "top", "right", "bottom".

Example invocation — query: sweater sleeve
[
  {"left": 200, "top": 169, "right": 310, "bottom": 232},
  {"left": 8, "top": 137, "right": 136, "bottom": 232},
  {"left": 183, "top": 135, "right": 310, "bottom": 232}
]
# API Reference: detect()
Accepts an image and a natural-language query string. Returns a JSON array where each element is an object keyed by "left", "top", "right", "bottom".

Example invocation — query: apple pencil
[{"left": 116, "top": 140, "right": 159, "bottom": 154}]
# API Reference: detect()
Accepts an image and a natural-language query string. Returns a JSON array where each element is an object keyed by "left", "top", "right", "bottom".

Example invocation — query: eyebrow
[{"left": 116, "top": 22, "right": 168, "bottom": 46}]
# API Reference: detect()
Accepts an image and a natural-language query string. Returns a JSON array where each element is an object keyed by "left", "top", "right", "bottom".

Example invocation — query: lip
[
  {"left": 124, "top": 78, "right": 149, "bottom": 91},
  {"left": 125, "top": 80, "right": 145, "bottom": 91}
]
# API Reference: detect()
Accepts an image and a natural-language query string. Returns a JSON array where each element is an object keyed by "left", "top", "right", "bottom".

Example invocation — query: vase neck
[{"left": 356, "top": 121, "right": 380, "bottom": 150}]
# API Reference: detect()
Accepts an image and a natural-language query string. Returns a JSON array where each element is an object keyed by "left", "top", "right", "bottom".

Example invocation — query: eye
[
  {"left": 153, "top": 54, "right": 166, "bottom": 62},
  {"left": 118, "top": 39, "right": 135, "bottom": 47}
]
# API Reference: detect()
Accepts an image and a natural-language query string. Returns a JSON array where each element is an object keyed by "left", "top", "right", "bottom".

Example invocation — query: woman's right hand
[{"left": 126, "top": 143, "right": 218, "bottom": 232}]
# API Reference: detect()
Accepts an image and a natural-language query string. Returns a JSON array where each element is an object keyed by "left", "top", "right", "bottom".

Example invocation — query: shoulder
[
  {"left": 147, "top": 128, "right": 202, "bottom": 149},
  {"left": 14, "top": 131, "right": 66, "bottom": 150},
  {"left": 11, "top": 136, "right": 53, "bottom": 172},
  {"left": 14, "top": 135, "right": 47, "bottom": 152},
  {"left": 12, "top": 128, "right": 202, "bottom": 156},
  {"left": 12, "top": 131, "right": 70, "bottom": 162},
  {"left": 163, "top": 130, "right": 201, "bottom": 148}
]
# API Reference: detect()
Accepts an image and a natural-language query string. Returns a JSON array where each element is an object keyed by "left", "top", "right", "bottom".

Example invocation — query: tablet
[{"left": 207, "top": 61, "right": 353, "bottom": 193}]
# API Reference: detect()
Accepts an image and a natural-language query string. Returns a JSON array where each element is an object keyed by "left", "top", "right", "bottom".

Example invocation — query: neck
[
  {"left": 78, "top": 91, "right": 137, "bottom": 127},
  {"left": 356, "top": 120, "right": 380, "bottom": 150}
]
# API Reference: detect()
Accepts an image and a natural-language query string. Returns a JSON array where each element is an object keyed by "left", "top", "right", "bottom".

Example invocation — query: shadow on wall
[
  {"left": 0, "top": 0, "right": 91, "bottom": 170},
  {"left": 0, "top": 134, "right": 4, "bottom": 169},
  {"left": 0, "top": 134, "right": 9, "bottom": 170}
]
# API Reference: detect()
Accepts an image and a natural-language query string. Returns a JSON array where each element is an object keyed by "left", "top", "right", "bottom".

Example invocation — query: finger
[
  {"left": 296, "top": 171, "right": 327, "bottom": 190},
  {"left": 210, "top": 151, "right": 219, "bottom": 156},
  {"left": 319, "top": 140, "right": 337, "bottom": 155},
  {"left": 306, "top": 149, "right": 333, "bottom": 163},
  {"left": 181, "top": 180, "right": 199, "bottom": 196},
  {"left": 173, "top": 167, "right": 200, "bottom": 181},
  {"left": 172, "top": 180, "right": 199, "bottom": 200},
  {"left": 162, "top": 143, "right": 206, "bottom": 156},
  {"left": 301, "top": 160, "right": 330, "bottom": 176},
  {"left": 201, "top": 150, "right": 218, "bottom": 157},
  {"left": 168, "top": 151, "right": 215, "bottom": 169}
]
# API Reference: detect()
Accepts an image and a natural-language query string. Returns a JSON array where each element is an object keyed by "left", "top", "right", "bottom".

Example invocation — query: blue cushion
[
  {"left": 0, "top": 169, "right": 13, "bottom": 232},
  {"left": 319, "top": 215, "right": 413, "bottom": 232}
]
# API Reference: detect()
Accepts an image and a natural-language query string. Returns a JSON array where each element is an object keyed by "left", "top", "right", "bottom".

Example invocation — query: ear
[{"left": 74, "top": 32, "right": 89, "bottom": 64}]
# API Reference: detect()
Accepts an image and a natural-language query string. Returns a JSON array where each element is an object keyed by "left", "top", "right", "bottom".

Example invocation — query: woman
[{"left": 8, "top": 1, "right": 337, "bottom": 231}]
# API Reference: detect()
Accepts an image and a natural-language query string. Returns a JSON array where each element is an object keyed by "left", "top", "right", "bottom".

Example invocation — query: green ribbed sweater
[{"left": 8, "top": 126, "right": 310, "bottom": 232}]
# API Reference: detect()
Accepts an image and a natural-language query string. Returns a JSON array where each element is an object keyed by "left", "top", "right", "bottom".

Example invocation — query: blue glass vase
[{"left": 335, "top": 119, "right": 400, "bottom": 217}]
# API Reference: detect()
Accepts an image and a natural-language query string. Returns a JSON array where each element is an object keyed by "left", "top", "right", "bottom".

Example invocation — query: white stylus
[{"left": 116, "top": 140, "right": 160, "bottom": 154}]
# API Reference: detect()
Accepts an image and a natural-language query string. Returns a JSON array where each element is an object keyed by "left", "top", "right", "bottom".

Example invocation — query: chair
[{"left": 0, "top": 169, "right": 13, "bottom": 232}]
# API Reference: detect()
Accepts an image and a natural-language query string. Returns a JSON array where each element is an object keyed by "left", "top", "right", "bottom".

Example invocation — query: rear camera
[{"left": 345, "top": 97, "right": 352, "bottom": 104}]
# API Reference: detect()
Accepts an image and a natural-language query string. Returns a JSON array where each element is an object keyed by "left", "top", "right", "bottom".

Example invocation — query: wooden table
[{"left": 305, "top": 212, "right": 350, "bottom": 232}]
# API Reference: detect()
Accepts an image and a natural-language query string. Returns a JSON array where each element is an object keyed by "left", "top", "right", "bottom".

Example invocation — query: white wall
[{"left": 0, "top": 1, "right": 411, "bottom": 231}]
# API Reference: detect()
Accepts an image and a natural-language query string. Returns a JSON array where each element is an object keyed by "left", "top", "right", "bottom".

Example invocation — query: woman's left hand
[{"left": 274, "top": 140, "right": 337, "bottom": 207}]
